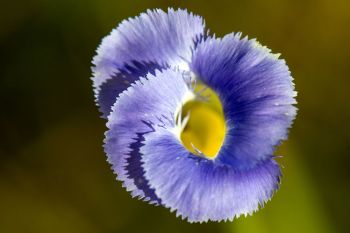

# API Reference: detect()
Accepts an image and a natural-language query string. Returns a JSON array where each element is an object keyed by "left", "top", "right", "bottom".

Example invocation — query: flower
[{"left": 91, "top": 8, "right": 297, "bottom": 222}]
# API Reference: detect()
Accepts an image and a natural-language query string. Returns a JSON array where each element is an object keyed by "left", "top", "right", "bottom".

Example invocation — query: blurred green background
[{"left": 1, "top": 0, "right": 350, "bottom": 232}]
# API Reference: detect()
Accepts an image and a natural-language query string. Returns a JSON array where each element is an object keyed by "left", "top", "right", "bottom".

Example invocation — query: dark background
[{"left": 1, "top": 0, "right": 349, "bottom": 232}]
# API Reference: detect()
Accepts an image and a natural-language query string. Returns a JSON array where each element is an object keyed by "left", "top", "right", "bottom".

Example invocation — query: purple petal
[
  {"left": 141, "top": 127, "right": 281, "bottom": 222},
  {"left": 104, "top": 69, "right": 191, "bottom": 203},
  {"left": 191, "top": 34, "right": 297, "bottom": 169},
  {"left": 92, "top": 8, "right": 205, "bottom": 116},
  {"left": 97, "top": 61, "right": 164, "bottom": 118}
]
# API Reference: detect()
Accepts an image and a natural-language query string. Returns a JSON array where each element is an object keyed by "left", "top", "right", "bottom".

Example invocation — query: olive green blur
[{"left": 1, "top": 0, "right": 349, "bottom": 233}]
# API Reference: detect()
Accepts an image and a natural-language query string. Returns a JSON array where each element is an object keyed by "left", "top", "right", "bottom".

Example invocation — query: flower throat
[{"left": 177, "top": 81, "right": 226, "bottom": 159}]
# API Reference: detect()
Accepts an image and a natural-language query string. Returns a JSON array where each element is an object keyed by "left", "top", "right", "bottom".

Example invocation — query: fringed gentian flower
[{"left": 92, "top": 8, "right": 297, "bottom": 222}]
